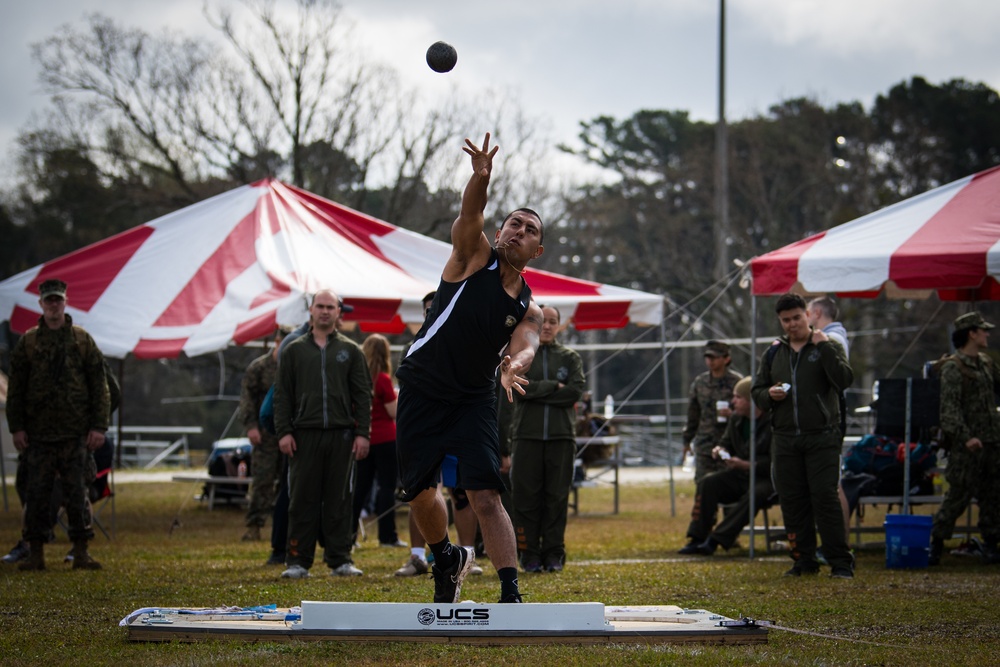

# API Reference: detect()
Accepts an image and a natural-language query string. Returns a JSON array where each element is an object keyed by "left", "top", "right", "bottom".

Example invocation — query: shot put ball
[{"left": 426, "top": 41, "right": 458, "bottom": 73}]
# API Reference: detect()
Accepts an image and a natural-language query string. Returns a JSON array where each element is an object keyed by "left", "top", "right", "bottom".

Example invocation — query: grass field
[{"left": 1, "top": 476, "right": 998, "bottom": 666}]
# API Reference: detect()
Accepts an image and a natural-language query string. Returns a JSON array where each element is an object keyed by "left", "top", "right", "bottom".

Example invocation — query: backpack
[
  {"left": 929, "top": 352, "right": 988, "bottom": 393},
  {"left": 928, "top": 352, "right": 993, "bottom": 449},
  {"left": 843, "top": 434, "right": 899, "bottom": 475},
  {"left": 259, "top": 384, "right": 276, "bottom": 435},
  {"left": 23, "top": 326, "right": 121, "bottom": 416},
  {"left": 843, "top": 434, "right": 937, "bottom": 496}
]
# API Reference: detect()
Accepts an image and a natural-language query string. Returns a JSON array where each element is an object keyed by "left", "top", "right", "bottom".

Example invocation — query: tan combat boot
[
  {"left": 241, "top": 525, "right": 261, "bottom": 541},
  {"left": 71, "top": 540, "right": 102, "bottom": 570},
  {"left": 18, "top": 541, "right": 45, "bottom": 571}
]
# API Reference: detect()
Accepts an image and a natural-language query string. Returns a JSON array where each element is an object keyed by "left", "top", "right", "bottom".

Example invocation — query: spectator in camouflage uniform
[
  {"left": 7, "top": 278, "right": 109, "bottom": 571},
  {"left": 682, "top": 340, "right": 742, "bottom": 483},
  {"left": 930, "top": 311, "right": 1000, "bottom": 566},
  {"left": 240, "top": 326, "right": 291, "bottom": 541}
]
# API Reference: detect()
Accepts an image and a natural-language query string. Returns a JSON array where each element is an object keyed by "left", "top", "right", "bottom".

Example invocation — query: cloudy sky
[{"left": 2, "top": 0, "right": 998, "bottom": 184}]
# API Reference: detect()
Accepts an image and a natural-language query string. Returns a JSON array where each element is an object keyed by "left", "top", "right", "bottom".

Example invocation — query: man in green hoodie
[
  {"left": 751, "top": 293, "right": 854, "bottom": 578},
  {"left": 509, "top": 305, "right": 585, "bottom": 573},
  {"left": 274, "top": 289, "right": 372, "bottom": 579}
]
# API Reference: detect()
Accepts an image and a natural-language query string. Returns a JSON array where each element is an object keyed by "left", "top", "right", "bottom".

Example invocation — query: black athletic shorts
[{"left": 396, "top": 386, "right": 504, "bottom": 502}]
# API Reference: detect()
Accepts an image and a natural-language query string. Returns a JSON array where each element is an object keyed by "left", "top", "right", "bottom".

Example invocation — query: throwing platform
[{"left": 121, "top": 602, "right": 767, "bottom": 645}]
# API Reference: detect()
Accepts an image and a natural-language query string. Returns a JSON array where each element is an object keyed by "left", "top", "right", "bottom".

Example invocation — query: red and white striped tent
[
  {"left": 751, "top": 165, "right": 1000, "bottom": 299},
  {"left": 744, "top": 165, "right": 1000, "bottom": 541},
  {"left": 0, "top": 179, "right": 663, "bottom": 359}
]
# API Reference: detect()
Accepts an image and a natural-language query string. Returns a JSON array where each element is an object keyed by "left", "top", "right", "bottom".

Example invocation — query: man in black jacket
[{"left": 751, "top": 293, "right": 854, "bottom": 578}]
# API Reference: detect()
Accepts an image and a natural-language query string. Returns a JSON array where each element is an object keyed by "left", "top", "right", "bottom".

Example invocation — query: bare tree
[
  {"left": 207, "top": 0, "right": 394, "bottom": 188},
  {"left": 22, "top": 1, "right": 558, "bottom": 230},
  {"left": 32, "top": 15, "right": 219, "bottom": 199}
]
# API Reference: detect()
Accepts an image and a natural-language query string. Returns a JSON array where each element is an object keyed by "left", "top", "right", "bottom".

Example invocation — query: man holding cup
[{"left": 682, "top": 340, "right": 742, "bottom": 483}]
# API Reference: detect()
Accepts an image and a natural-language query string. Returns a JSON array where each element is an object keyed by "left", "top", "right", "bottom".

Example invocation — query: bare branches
[
  {"left": 209, "top": 0, "right": 355, "bottom": 187},
  {"left": 32, "top": 14, "right": 217, "bottom": 197},
  {"left": 21, "top": 0, "right": 556, "bottom": 225}
]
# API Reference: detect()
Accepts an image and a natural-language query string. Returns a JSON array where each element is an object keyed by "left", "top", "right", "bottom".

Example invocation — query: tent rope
[
  {"left": 600, "top": 268, "right": 744, "bottom": 415},
  {"left": 884, "top": 301, "right": 946, "bottom": 378}
]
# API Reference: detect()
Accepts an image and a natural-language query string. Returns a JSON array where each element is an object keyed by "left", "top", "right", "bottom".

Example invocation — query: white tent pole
[
  {"left": 0, "top": 426, "right": 7, "bottom": 511},
  {"left": 748, "top": 293, "right": 758, "bottom": 559},
  {"left": 903, "top": 378, "right": 913, "bottom": 514},
  {"left": 660, "top": 309, "right": 676, "bottom": 517}
]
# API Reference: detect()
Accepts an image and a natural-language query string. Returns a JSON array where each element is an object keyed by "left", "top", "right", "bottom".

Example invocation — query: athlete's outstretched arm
[
  {"left": 499, "top": 302, "right": 543, "bottom": 402},
  {"left": 445, "top": 133, "right": 498, "bottom": 280}
]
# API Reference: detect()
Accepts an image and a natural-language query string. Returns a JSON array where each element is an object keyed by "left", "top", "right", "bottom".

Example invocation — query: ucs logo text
[{"left": 437, "top": 608, "right": 490, "bottom": 620}]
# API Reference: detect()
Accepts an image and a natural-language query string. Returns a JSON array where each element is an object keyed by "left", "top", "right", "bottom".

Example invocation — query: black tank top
[{"left": 397, "top": 249, "right": 533, "bottom": 404}]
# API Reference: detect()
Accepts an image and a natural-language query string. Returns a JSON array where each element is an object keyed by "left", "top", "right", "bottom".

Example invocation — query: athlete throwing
[{"left": 395, "top": 133, "right": 544, "bottom": 604}]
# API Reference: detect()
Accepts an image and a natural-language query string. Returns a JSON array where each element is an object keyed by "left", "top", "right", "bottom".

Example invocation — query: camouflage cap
[
  {"left": 954, "top": 311, "right": 995, "bottom": 331},
  {"left": 703, "top": 340, "right": 731, "bottom": 357},
  {"left": 39, "top": 278, "right": 67, "bottom": 300}
]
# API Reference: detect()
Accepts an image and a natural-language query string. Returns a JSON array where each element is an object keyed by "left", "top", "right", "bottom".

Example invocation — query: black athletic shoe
[
  {"left": 265, "top": 552, "right": 286, "bottom": 566},
  {"left": 499, "top": 592, "right": 523, "bottom": 603},
  {"left": 677, "top": 540, "right": 703, "bottom": 555},
  {"left": 692, "top": 538, "right": 719, "bottom": 556},
  {"left": 433, "top": 546, "right": 475, "bottom": 603},
  {"left": 981, "top": 543, "right": 1000, "bottom": 566},
  {"left": 783, "top": 561, "right": 820, "bottom": 577},
  {"left": 928, "top": 538, "right": 944, "bottom": 566},
  {"left": 544, "top": 556, "right": 564, "bottom": 573},
  {"left": 521, "top": 559, "right": 543, "bottom": 573},
  {"left": 2, "top": 540, "right": 30, "bottom": 564}
]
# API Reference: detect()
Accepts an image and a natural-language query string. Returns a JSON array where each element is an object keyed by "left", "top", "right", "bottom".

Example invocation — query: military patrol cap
[
  {"left": 954, "top": 311, "right": 995, "bottom": 331},
  {"left": 703, "top": 340, "right": 731, "bottom": 357},
  {"left": 39, "top": 278, "right": 67, "bottom": 300}
]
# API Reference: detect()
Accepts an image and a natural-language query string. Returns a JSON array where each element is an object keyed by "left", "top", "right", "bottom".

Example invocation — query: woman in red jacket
[{"left": 352, "top": 334, "right": 405, "bottom": 547}]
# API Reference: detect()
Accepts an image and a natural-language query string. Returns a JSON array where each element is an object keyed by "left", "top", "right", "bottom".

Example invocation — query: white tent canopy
[
  {"left": 751, "top": 165, "right": 1000, "bottom": 299},
  {"left": 747, "top": 164, "right": 1000, "bottom": 523},
  {"left": 0, "top": 179, "right": 664, "bottom": 358}
]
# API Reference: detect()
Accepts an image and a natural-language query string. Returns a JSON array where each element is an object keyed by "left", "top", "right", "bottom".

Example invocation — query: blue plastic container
[{"left": 884, "top": 514, "right": 932, "bottom": 569}]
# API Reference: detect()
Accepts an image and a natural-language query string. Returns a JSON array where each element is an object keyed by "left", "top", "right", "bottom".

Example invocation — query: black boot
[
  {"left": 18, "top": 541, "right": 45, "bottom": 571},
  {"left": 929, "top": 537, "right": 944, "bottom": 566},
  {"left": 71, "top": 540, "right": 102, "bottom": 570},
  {"left": 678, "top": 539, "right": 703, "bottom": 555},
  {"left": 693, "top": 537, "right": 720, "bottom": 555},
  {"left": 981, "top": 539, "right": 1000, "bottom": 566}
]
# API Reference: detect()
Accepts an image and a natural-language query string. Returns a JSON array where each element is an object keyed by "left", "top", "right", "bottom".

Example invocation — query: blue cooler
[{"left": 884, "top": 514, "right": 933, "bottom": 569}]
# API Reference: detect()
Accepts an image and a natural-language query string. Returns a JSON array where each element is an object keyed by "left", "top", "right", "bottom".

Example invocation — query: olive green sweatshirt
[
  {"left": 751, "top": 334, "right": 852, "bottom": 436},
  {"left": 274, "top": 330, "right": 372, "bottom": 439}
]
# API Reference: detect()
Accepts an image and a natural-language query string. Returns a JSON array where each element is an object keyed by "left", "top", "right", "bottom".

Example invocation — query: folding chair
[
  {"left": 88, "top": 466, "right": 114, "bottom": 540},
  {"left": 57, "top": 438, "right": 115, "bottom": 540}
]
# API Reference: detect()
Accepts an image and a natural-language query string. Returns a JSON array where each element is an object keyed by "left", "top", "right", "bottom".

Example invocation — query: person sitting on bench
[{"left": 679, "top": 377, "right": 773, "bottom": 555}]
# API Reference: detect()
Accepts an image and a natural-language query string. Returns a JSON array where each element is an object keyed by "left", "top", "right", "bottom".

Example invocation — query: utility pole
[{"left": 713, "top": 0, "right": 730, "bottom": 281}]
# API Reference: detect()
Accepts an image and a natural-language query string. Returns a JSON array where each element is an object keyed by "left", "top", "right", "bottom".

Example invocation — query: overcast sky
[{"left": 2, "top": 0, "right": 998, "bottom": 185}]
